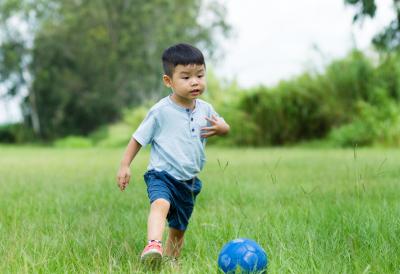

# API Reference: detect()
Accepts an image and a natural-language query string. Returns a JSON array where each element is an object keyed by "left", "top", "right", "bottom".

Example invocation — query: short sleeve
[
  {"left": 208, "top": 104, "right": 224, "bottom": 120},
  {"left": 132, "top": 110, "right": 158, "bottom": 147}
]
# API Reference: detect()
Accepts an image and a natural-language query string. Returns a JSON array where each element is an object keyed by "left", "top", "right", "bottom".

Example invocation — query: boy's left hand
[{"left": 201, "top": 115, "right": 230, "bottom": 138}]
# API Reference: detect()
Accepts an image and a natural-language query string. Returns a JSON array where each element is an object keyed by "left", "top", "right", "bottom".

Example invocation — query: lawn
[{"left": 0, "top": 146, "right": 399, "bottom": 273}]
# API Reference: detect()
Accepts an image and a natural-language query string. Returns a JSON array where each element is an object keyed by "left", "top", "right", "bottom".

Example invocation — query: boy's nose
[{"left": 190, "top": 79, "right": 199, "bottom": 86}]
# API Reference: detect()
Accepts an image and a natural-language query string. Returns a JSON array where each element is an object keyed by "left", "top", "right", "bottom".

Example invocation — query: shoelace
[{"left": 145, "top": 242, "right": 161, "bottom": 251}]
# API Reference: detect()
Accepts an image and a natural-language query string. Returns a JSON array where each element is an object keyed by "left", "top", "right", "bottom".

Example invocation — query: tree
[
  {"left": 345, "top": 0, "right": 400, "bottom": 51},
  {"left": 0, "top": 0, "right": 230, "bottom": 139}
]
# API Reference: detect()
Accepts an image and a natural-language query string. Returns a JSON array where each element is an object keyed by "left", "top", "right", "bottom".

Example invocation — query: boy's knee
[{"left": 151, "top": 198, "right": 170, "bottom": 209}]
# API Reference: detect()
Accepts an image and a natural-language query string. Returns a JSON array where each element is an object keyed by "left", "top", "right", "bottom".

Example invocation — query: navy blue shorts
[{"left": 144, "top": 170, "right": 202, "bottom": 231}]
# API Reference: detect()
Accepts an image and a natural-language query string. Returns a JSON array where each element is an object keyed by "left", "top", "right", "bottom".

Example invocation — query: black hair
[{"left": 162, "top": 43, "right": 205, "bottom": 77}]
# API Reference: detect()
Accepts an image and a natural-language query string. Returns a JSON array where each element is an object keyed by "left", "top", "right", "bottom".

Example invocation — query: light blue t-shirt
[{"left": 132, "top": 96, "right": 221, "bottom": 180}]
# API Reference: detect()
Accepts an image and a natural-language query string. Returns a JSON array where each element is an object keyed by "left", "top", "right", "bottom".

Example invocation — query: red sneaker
[{"left": 140, "top": 241, "right": 163, "bottom": 262}]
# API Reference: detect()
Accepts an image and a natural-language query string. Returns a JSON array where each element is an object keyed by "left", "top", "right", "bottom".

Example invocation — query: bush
[
  {"left": 238, "top": 73, "right": 336, "bottom": 146},
  {"left": 53, "top": 136, "right": 93, "bottom": 148},
  {"left": 85, "top": 103, "right": 152, "bottom": 148},
  {"left": 329, "top": 99, "right": 400, "bottom": 147},
  {"left": 122, "top": 104, "right": 151, "bottom": 129},
  {"left": 234, "top": 50, "right": 400, "bottom": 146},
  {"left": 323, "top": 50, "right": 376, "bottom": 107},
  {"left": 95, "top": 123, "right": 132, "bottom": 148},
  {"left": 0, "top": 124, "right": 16, "bottom": 143},
  {"left": 207, "top": 100, "right": 261, "bottom": 146},
  {"left": 374, "top": 53, "right": 400, "bottom": 101},
  {"left": 0, "top": 123, "right": 36, "bottom": 143}
]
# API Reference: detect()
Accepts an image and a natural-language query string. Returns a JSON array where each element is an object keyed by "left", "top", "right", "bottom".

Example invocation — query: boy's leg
[
  {"left": 147, "top": 198, "right": 170, "bottom": 241},
  {"left": 165, "top": 227, "right": 185, "bottom": 258},
  {"left": 141, "top": 198, "right": 170, "bottom": 261}
]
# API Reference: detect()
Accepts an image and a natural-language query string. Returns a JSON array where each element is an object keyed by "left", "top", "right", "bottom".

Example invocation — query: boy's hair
[{"left": 162, "top": 43, "right": 205, "bottom": 77}]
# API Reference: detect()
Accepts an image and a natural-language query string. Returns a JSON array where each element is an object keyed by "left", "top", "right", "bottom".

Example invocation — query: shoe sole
[{"left": 140, "top": 250, "right": 162, "bottom": 263}]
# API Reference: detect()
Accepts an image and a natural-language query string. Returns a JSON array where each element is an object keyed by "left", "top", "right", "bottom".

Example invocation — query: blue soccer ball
[{"left": 218, "top": 238, "right": 268, "bottom": 273}]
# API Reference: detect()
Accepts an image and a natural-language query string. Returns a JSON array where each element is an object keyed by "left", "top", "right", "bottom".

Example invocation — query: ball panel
[
  {"left": 239, "top": 251, "right": 259, "bottom": 271},
  {"left": 245, "top": 243, "right": 256, "bottom": 252},
  {"left": 231, "top": 238, "right": 245, "bottom": 244}
]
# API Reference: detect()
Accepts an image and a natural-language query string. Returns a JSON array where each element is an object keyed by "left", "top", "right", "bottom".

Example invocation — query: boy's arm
[
  {"left": 116, "top": 138, "right": 142, "bottom": 191},
  {"left": 201, "top": 115, "right": 230, "bottom": 138}
]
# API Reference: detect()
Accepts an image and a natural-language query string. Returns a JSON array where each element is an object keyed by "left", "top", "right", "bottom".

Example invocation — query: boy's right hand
[{"left": 117, "top": 165, "right": 131, "bottom": 191}]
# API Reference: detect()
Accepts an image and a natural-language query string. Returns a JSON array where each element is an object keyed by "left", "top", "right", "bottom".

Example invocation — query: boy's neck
[{"left": 170, "top": 93, "right": 196, "bottom": 109}]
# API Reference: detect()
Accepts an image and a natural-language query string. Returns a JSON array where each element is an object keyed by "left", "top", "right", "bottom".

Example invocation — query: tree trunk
[{"left": 28, "top": 89, "right": 41, "bottom": 136}]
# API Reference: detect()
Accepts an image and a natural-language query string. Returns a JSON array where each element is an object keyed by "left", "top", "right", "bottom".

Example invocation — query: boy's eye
[
  {"left": 198, "top": 75, "right": 204, "bottom": 78},
  {"left": 182, "top": 77, "right": 190, "bottom": 80}
]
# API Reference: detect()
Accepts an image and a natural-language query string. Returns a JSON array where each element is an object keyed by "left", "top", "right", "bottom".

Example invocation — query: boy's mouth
[{"left": 190, "top": 89, "right": 201, "bottom": 95}]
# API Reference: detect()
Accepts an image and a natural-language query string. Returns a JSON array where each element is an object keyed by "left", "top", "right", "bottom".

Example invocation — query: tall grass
[{"left": 0, "top": 146, "right": 399, "bottom": 273}]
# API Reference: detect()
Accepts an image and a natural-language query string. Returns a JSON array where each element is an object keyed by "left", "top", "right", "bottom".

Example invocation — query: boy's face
[{"left": 163, "top": 64, "right": 206, "bottom": 102}]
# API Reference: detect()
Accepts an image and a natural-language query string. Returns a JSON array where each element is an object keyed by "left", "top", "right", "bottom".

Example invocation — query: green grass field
[{"left": 0, "top": 146, "right": 399, "bottom": 273}]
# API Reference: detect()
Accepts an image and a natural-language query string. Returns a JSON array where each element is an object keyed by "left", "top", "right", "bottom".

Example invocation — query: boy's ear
[{"left": 163, "top": 75, "right": 172, "bottom": 88}]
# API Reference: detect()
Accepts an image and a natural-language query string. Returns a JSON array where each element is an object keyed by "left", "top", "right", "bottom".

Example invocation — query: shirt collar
[{"left": 167, "top": 95, "right": 197, "bottom": 113}]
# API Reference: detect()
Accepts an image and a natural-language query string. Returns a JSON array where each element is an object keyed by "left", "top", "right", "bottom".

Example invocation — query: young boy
[{"left": 116, "top": 43, "right": 230, "bottom": 263}]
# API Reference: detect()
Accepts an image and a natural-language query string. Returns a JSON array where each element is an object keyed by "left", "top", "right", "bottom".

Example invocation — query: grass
[{"left": 0, "top": 146, "right": 399, "bottom": 273}]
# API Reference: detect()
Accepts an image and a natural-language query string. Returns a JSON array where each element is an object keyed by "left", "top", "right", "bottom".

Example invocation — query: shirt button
[
  {"left": 186, "top": 109, "right": 190, "bottom": 112},
  {"left": 192, "top": 128, "right": 195, "bottom": 132},
  {"left": 191, "top": 118, "right": 193, "bottom": 121}
]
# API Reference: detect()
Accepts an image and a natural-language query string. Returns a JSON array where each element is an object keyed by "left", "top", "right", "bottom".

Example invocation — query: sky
[
  {"left": 0, "top": 0, "right": 395, "bottom": 124},
  {"left": 214, "top": 0, "right": 394, "bottom": 87}
]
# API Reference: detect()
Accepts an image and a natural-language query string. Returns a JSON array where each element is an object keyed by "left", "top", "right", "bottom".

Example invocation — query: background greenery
[
  {"left": 0, "top": 0, "right": 230, "bottom": 139},
  {"left": 1, "top": 0, "right": 400, "bottom": 148},
  {"left": 3, "top": 48, "right": 400, "bottom": 148}
]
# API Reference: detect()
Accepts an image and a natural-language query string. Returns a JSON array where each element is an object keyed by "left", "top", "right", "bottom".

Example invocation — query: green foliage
[
  {"left": 238, "top": 74, "right": 336, "bottom": 146},
  {"left": 217, "top": 104, "right": 261, "bottom": 146},
  {"left": 94, "top": 123, "right": 133, "bottom": 148},
  {"left": 200, "top": 70, "right": 261, "bottom": 146},
  {"left": 345, "top": 0, "right": 377, "bottom": 20},
  {"left": 0, "top": 123, "right": 36, "bottom": 143},
  {"left": 329, "top": 99, "right": 400, "bottom": 147},
  {"left": 53, "top": 135, "right": 93, "bottom": 148},
  {"left": 103, "top": 52, "right": 395, "bottom": 148},
  {"left": 122, "top": 104, "right": 152, "bottom": 130},
  {"left": 231, "top": 50, "right": 400, "bottom": 146},
  {"left": 322, "top": 50, "right": 376, "bottom": 115},
  {"left": 0, "top": 124, "right": 18, "bottom": 143},
  {"left": 0, "top": 40, "right": 26, "bottom": 97},
  {"left": 345, "top": 0, "right": 400, "bottom": 51},
  {"left": 374, "top": 53, "right": 400, "bottom": 100},
  {"left": 6, "top": 48, "right": 400, "bottom": 147},
  {"left": 0, "top": 0, "right": 230, "bottom": 140},
  {"left": 84, "top": 104, "right": 151, "bottom": 148}
]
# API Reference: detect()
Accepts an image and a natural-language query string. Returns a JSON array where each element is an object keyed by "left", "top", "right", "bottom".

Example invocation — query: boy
[{"left": 116, "top": 43, "right": 230, "bottom": 263}]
